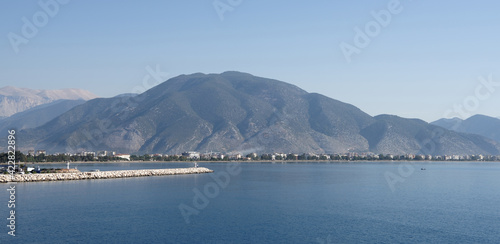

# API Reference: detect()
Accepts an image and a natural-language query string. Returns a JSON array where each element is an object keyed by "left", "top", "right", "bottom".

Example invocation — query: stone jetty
[{"left": 0, "top": 167, "right": 213, "bottom": 183}]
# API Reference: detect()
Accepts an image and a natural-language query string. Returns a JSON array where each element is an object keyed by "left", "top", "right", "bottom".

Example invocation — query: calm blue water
[{"left": 1, "top": 162, "right": 500, "bottom": 243}]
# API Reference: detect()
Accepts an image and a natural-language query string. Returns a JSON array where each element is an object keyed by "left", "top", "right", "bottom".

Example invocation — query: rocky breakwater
[{"left": 0, "top": 167, "right": 213, "bottom": 183}]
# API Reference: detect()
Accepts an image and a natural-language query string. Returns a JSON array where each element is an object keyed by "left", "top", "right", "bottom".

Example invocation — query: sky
[{"left": 1, "top": 0, "right": 500, "bottom": 122}]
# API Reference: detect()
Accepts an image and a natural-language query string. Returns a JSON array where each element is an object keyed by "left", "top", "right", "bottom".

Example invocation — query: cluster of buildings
[
  {"left": 178, "top": 152, "right": 289, "bottom": 161},
  {"left": 26, "top": 149, "right": 132, "bottom": 161},
  {"left": 27, "top": 150, "right": 46, "bottom": 156},
  {"left": 176, "top": 152, "right": 499, "bottom": 161},
  {"left": 23, "top": 149, "right": 499, "bottom": 162},
  {"left": 305, "top": 153, "right": 497, "bottom": 161}
]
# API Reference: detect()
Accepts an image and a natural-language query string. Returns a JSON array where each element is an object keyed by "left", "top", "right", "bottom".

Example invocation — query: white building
[
  {"left": 35, "top": 150, "right": 46, "bottom": 156},
  {"left": 116, "top": 154, "right": 131, "bottom": 161},
  {"left": 182, "top": 152, "right": 200, "bottom": 159}
]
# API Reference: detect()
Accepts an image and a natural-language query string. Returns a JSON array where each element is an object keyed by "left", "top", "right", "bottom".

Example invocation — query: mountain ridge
[
  {"left": 0, "top": 86, "right": 98, "bottom": 118},
  {"left": 432, "top": 115, "right": 500, "bottom": 144},
  {"left": 11, "top": 72, "right": 500, "bottom": 156},
  {"left": 0, "top": 99, "right": 86, "bottom": 133}
]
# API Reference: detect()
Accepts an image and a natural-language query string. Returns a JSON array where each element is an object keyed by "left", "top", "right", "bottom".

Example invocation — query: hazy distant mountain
[
  {"left": 0, "top": 86, "right": 97, "bottom": 118},
  {"left": 14, "top": 72, "right": 500, "bottom": 155},
  {"left": 430, "top": 117, "right": 463, "bottom": 131},
  {"left": 363, "top": 115, "right": 499, "bottom": 155},
  {"left": 0, "top": 99, "right": 86, "bottom": 133},
  {"left": 432, "top": 115, "right": 500, "bottom": 143}
]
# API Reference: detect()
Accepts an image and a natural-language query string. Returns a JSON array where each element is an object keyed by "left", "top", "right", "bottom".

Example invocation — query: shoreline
[
  {"left": 0, "top": 167, "right": 213, "bottom": 183},
  {"left": 6, "top": 159, "right": 500, "bottom": 165}
]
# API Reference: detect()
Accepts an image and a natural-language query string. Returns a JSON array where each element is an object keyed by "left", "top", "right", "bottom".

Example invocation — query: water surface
[{"left": 1, "top": 162, "right": 499, "bottom": 243}]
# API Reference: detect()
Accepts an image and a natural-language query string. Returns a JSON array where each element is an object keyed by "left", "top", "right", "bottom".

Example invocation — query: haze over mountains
[
  {"left": 0, "top": 86, "right": 97, "bottom": 118},
  {"left": 432, "top": 115, "right": 500, "bottom": 144},
  {"left": 0, "top": 99, "right": 87, "bottom": 133},
  {"left": 10, "top": 72, "right": 499, "bottom": 156}
]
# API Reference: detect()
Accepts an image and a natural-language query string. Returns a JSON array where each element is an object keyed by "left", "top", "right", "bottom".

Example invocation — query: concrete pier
[{"left": 0, "top": 167, "right": 213, "bottom": 183}]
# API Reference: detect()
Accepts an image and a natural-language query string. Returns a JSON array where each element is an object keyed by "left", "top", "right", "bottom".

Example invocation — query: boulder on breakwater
[{"left": 0, "top": 167, "right": 213, "bottom": 183}]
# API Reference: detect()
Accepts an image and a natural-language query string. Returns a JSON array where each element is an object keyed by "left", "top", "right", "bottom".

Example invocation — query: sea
[{"left": 1, "top": 161, "right": 500, "bottom": 243}]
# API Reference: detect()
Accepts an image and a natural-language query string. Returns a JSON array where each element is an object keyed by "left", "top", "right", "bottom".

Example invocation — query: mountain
[
  {"left": 0, "top": 99, "right": 86, "bottom": 132},
  {"left": 432, "top": 115, "right": 500, "bottom": 143},
  {"left": 14, "top": 72, "right": 500, "bottom": 155},
  {"left": 363, "top": 115, "right": 499, "bottom": 155},
  {"left": 0, "top": 86, "right": 98, "bottom": 118},
  {"left": 113, "top": 93, "right": 138, "bottom": 98}
]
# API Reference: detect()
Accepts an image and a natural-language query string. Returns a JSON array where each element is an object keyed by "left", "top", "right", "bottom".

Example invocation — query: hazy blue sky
[{"left": 1, "top": 0, "right": 500, "bottom": 122}]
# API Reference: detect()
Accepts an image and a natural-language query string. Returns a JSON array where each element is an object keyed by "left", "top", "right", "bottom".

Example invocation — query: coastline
[
  {"left": 0, "top": 167, "right": 213, "bottom": 183},
  {"left": 8, "top": 159, "right": 500, "bottom": 165}
]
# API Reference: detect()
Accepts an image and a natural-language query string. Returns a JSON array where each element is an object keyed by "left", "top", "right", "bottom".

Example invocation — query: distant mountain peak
[
  {"left": 0, "top": 86, "right": 98, "bottom": 118},
  {"left": 432, "top": 114, "right": 500, "bottom": 143}
]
